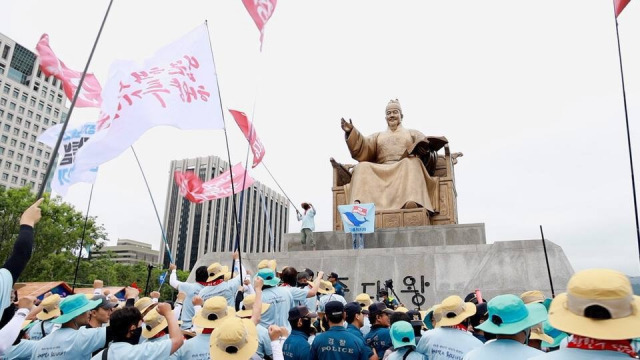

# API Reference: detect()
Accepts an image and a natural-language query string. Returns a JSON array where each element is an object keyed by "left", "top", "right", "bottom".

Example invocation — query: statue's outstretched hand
[{"left": 340, "top": 118, "right": 353, "bottom": 133}]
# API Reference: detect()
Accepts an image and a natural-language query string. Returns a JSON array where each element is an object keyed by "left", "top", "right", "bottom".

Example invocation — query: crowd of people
[{"left": 0, "top": 199, "right": 639, "bottom": 359}]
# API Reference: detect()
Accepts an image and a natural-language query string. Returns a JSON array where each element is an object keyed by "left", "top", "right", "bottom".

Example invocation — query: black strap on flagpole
[
  {"left": 612, "top": 4, "right": 640, "bottom": 267},
  {"left": 37, "top": 0, "right": 114, "bottom": 199},
  {"left": 204, "top": 21, "right": 243, "bottom": 279},
  {"left": 71, "top": 183, "right": 95, "bottom": 292},
  {"left": 539, "top": 225, "right": 555, "bottom": 298}
]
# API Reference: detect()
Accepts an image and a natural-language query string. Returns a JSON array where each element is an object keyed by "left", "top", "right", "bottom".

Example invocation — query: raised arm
[
  {"left": 156, "top": 303, "right": 184, "bottom": 354},
  {"left": 251, "top": 277, "right": 264, "bottom": 325},
  {"left": 168, "top": 264, "right": 183, "bottom": 290},
  {"left": 307, "top": 271, "right": 324, "bottom": 298},
  {"left": 3, "top": 199, "right": 43, "bottom": 283}
]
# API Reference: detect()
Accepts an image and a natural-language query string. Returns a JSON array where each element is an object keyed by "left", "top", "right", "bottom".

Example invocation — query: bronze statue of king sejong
[{"left": 339, "top": 99, "right": 448, "bottom": 213}]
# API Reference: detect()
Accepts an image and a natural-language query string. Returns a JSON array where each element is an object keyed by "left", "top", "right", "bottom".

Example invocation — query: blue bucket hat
[
  {"left": 540, "top": 320, "right": 568, "bottom": 348},
  {"left": 476, "top": 294, "right": 548, "bottom": 335},
  {"left": 51, "top": 294, "right": 101, "bottom": 324},
  {"left": 390, "top": 321, "right": 415, "bottom": 349},
  {"left": 422, "top": 304, "right": 440, "bottom": 330},
  {"left": 257, "top": 268, "right": 280, "bottom": 287}
]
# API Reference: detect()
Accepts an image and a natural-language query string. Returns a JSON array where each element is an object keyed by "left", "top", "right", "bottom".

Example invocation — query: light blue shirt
[
  {"left": 198, "top": 275, "right": 242, "bottom": 306},
  {"left": 318, "top": 294, "right": 347, "bottom": 313},
  {"left": 287, "top": 286, "right": 310, "bottom": 302},
  {"left": 0, "top": 269, "right": 12, "bottom": 312},
  {"left": 387, "top": 347, "right": 427, "bottom": 360},
  {"left": 169, "top": 333, "right": 210, "bottom": 359},
  {"left": 26, "top": 320, "right": 58, "bottom": 341},
  {"left": 177, "top": 282, "right": 204, "bottom": 330},
  {"left": 260, "top": 286, "right": 295, "bottom": 333},
  {"left": 416, "top": 327, "right": 482, "bottom": 360},
  {"left": 257, "top": 324, "right": 273, "bottom": 358},
  {"left": 1, "top": 340, "right": 36, "bottom": 360},
  {"left": 463, "top": 339, "right": 543, "bottom": 360},
  {"left": 528, "top": 348, "right": 633, "bottom": 359},
  {"left": 92, "top": 339, "right": 172, "bottom": 360},
  {"left": 30, "top": 326, "right": 106, "bottom": 360},
  {"left": 298, "top": 208, "right": 316, "bottom": 231}
]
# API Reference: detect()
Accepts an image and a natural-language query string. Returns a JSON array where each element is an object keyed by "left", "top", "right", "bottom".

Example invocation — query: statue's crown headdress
[{"left": 386, "top": 99, "right": 402, "bottom": 112}]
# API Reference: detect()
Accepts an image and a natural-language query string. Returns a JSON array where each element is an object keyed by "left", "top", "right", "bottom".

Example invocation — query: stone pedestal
[{"left": 189, "top": 223, "right": 574, "bottom": 309}]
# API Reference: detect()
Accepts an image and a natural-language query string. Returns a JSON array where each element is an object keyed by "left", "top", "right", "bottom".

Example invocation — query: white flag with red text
[
  {"left": 36, "top": 34, "right": 103, "bottom": 108},
  {"left": 73, "top": 24, "right": 223, "bottom": 174},
  {"left": 242, "top": 0, "right": 277, "bottom": 50},
  {"left": 37, "top": 122, "right": 99, "bottom": 196},
  {"left": 175, "top": 163, "right": 255, "bottom": 203},
  {"left": 229, "top": 109, "right": 265, "bottom": 168}
]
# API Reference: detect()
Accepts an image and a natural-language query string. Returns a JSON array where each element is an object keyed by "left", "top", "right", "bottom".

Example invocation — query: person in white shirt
[
  {"left": 416, "top": 295, "right": 482, "bottom": 360},
  {"left": 529, "top": 269, "right": 640, "bottom": 360},
  {"left": 463, "top": 294, "right": 547, "bottom": 359}
]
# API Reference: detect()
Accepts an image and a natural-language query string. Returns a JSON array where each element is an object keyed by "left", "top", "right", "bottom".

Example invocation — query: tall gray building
[
  {"left": 0, "top": 33, "right": 67, "bottom": 191},
  {"left": 161, "top": 155, "right": 289, "bottom": 270}
]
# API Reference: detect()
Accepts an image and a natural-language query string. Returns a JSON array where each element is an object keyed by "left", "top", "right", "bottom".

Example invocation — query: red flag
[
  {"left": 615, "top": 0, "right": 631, "bottom": 17},
  {"left": 242, "top": 0, "right": 277, "bottom": 50},
  {"left": 130, "top": 282, "right": 140, "bottom": 290},
  {"left": 229, "top": 109, "right": 265, "bottom": 168},
  {"left": 35, "top": 34, "right": 103, "bottom": 108},
  {"left": 175, "top": 163, "right": 255, "bottom": 203}
]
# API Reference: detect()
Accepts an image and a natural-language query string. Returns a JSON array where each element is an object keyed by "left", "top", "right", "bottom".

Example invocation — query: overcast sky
[{"left": 2, "top": 1, "right": 640, "bottom": 275}]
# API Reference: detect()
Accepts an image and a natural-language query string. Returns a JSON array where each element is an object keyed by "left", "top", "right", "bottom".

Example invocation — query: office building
[
  {"left": 0, "top": 33, "right": 66, "bottom": 191},
  {"left": 92, "top": 238, "right": 159, "bottom": 266},
  {"left": 161, "top": 155, "right": 289, "bottom": 270}
]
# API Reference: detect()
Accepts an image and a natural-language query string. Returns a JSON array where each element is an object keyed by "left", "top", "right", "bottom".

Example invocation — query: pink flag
[
  {"left": 242, "top": 0, "right": 277, "bottom": 50},
  {"left": 229, "top": 109, "right": 265, "bottom": 168},
  {"left": 35, "top": 34, "right": 103, "bottom": 108},
  {"left": 175, "top": 163, "right": 255, "bottom": 203},
  {"left": 615, "top": 0, "right": 631, "bottom": 17}
]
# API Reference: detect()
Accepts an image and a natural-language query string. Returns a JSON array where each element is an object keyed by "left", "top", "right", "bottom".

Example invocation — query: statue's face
[{"left": 385, "top": 108, "right": 402, "bottom": 131}]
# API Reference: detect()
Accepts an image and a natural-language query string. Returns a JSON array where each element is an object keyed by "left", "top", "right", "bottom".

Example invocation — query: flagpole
[
  {"left": 612, "top": 3, "right": 640, "bottom": 266},
  {"left": 261, "top": 161, "right": 301, "bottom": 215},
  {"left": 37, "top": 0, "right": 114, "bottom": 199},
  {"left": 130, "top": 146, "right": 174, "bottom": 267},
  {"left": 71, "top": 184, "right": 95, "bottom": 292},
  {"left": 204, "top": 21, "right": 243, "bottom": 279},
  {"left": 539, "top": 225, "right": 555, "bottom": 298}
]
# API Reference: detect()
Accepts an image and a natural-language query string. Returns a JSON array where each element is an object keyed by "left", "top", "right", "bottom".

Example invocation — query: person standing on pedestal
[
  {"left": 297, "top": 203, "right": 316, "bottom": 250},
  {"left": 351, "top": 200, "right": 365, "bottom": 249}
]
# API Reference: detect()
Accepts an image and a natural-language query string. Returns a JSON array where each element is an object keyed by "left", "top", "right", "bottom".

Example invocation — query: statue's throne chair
[{"left": 331, "top": 144, "right": 460, "bottom": 230}]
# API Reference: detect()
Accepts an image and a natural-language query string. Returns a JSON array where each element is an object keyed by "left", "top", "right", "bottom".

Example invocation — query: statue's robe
[{"left": 344, "top": 125, "right": 438, "bottom": 212}]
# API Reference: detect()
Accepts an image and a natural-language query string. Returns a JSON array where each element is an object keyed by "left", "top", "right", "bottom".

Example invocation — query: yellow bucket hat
[
  {"left": 209, "top": 317, "right": 258, "bottom": 359},
  {"left": 236, "top": 294, "right": 270, "bottom": 318},
  {"left": 37, "top": 294, "right": 61, "bottom": 321},
  {"left": 529, "top": 323, "right": 553, "bottom": 344},
  {"left": 435, "top": 295, "right": 476, "bottom": 327},
  {"left": 395, "top": 307, "right": 409, "bottom": 313},
  {"left": 317, "top": 280, "right": 335, "bottom": 295},
  {"left": 548, "top": 268, "right": 640, "bottom": 340},
  {"left": 134, "top": 297, "right": 156, "bottom": 315},
  {"left": 356, "top": 293, "right": 372, "bottom": 309},
  {"left": 520, "top": 290, "right": 546, "bottom": 304},
  {"left": 193, "top": 296, "right": 236, "bottom": 329},
  {"left": 207, "top": 263, "right": 230, "bottom": 282},
  {"left": 257, "top": 259, "right": 277, "bottom": 271},
  {"left": 142, "top": 309, "right": 168, "bottom": 339}
]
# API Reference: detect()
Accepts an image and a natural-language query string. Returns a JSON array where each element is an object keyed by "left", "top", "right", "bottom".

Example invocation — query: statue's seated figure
[
  {"left": 332, "top": 99, "right": 461, "bottom": 229},
  {"left": 340, "top": 99, "right": 449, "bottom": 212}
]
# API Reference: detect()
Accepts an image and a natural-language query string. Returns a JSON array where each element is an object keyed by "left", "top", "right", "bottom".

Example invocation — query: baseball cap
[
  {"left": 325, "top": 301, "right": 345, "bottom": 317},
  {"left": 328, "top": 272, "right": 338, "bottom": 280},
  {"left": 91, "top": 295, "right": 117, "bottom": 310},
  {"left": 345, "top": 302, "right": 362, "bottom": 319},
  {"left": 288, "top": 306, "right": 317, "bottom": 321},
  {"left": 369, "top": 302, "right": 393, "bottom": 316}
]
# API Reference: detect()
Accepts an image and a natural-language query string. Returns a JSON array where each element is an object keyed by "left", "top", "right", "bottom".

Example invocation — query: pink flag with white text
[
  {"left": 175, "top": 163, "right": 255, "bottom": 203},
  {"left": 229, "top": 109, "right": 265, "bottom": 168},
  {"left": 242, "top": 0, "right": 277, "bottom": 50},
  {"left": 36, "top": 34, "right": 103, "bottom": 107}
]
